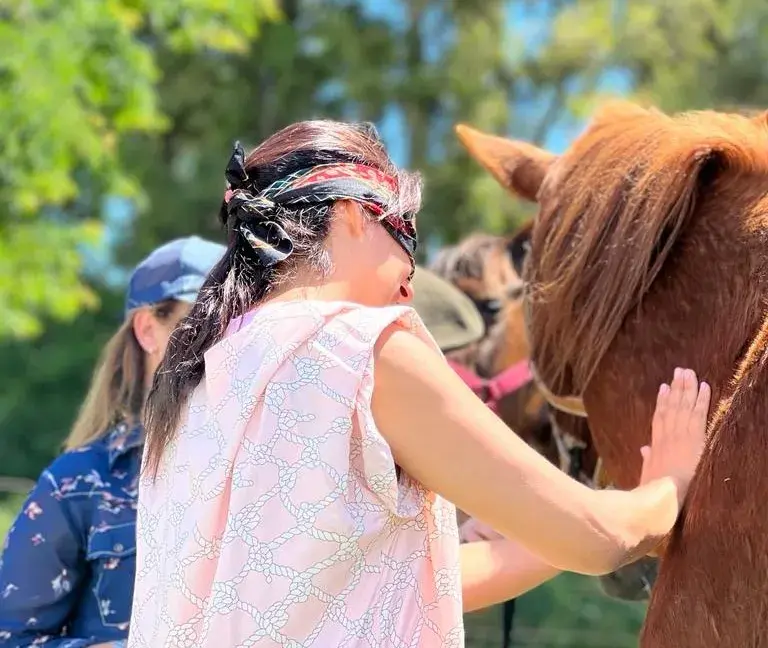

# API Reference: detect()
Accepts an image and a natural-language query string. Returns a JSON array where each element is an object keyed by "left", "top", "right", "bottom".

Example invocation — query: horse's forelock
[{"left": 526, "top": 101, "right": 768, "bottom": 394}]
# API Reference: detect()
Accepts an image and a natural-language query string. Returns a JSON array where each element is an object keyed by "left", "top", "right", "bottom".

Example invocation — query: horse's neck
[
  {"left": 581, "top": 216, "right": 768, "bottom": 489},
  {"left": 641, "top": 307, "right": 768, "bottom": 647},
  {"left": 638, "top": 205, "right": 768, "bottom": 646}
]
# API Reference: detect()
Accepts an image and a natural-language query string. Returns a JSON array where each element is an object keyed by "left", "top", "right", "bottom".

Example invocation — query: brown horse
[
  {"left": 456, "top": 100, "right": 768, "bottom": 647},
  {"left": 431, "top": 230, "right": 658, "bottom": 602}
]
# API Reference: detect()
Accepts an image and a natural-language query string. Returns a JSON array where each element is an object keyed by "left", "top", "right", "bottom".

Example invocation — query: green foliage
[
  {"left": 124, "top": 0, "right": 555, "bottom": 263},
  {"left": 464, "top": 574, "right": 645, "bottom": 647},
  {"left": 0, "top": 288, "right": 123, "bottom": 479},
  {"left": 513, "top": 574, "right": 645, "bottom": 647},
  {"left": 0, "top": 221, "right": 102, "bottom": 337},
  {"left": 0, "top": 0, "right": 278, "bottom": 339},
  {"left": 528, "top": 0, "right": 768, "bottom": 114}
]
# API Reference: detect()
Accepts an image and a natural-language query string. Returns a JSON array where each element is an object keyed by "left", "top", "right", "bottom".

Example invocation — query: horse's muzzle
[{"left": 597, "top": 556, "right": 659, "bottom": 602}]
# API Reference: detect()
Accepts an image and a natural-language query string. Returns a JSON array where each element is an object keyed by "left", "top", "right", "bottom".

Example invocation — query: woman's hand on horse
[
  {"left": 639, "top": 367, "right": 710, "bottom": 504},
  {"left": 372, "top": 325, "right": 707, "bottom": 576}
]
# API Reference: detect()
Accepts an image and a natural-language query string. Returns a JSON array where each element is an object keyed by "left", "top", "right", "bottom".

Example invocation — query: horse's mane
[{"left": 527, "top": 100, "right": 768, "bottom": 392}]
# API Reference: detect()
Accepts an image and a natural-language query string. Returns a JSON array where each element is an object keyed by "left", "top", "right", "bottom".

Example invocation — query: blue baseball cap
[{"left": 124, "top": 236, "right": 227, "bottom": 315}]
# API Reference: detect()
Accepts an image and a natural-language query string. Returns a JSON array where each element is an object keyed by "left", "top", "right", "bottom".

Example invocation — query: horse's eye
[{"left": 475, "top": 298, "right": 503, "bottom": 315}]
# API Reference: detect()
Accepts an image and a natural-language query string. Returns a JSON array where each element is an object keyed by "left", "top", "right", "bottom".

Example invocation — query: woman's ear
[
  {"left": 132, "top": 308, "right": 158, "bottom": 355},
  {"left": 334, "top": 200, "right": 367, "bottom": 240}
]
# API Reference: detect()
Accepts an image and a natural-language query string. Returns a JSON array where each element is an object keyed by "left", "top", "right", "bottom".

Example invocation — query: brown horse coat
[{"left": 457, "top": 100, "right": 768, "bottom": 647}]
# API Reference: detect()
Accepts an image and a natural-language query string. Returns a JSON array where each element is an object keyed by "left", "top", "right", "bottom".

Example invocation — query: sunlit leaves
[
  {"left": 0, "top": 0, "right": 277, "bottom": 338},
  {"left": 0, "top": 220, "right": 101, "bottom": 338}
]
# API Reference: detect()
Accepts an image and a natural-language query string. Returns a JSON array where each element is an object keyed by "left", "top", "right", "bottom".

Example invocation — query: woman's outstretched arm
[{"left": 372, "top": 326, "right": 709, "bottom": 577}]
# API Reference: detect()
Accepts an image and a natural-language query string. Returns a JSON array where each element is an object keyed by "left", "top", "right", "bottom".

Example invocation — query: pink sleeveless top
[{"left": 128, "top": 301, "right": 463, "bottom": 648}]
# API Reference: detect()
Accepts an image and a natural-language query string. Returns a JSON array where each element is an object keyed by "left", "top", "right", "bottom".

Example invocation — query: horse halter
[
  {"left": 517, "top": 286, "right": 612, "bottom": 488},
  {"left": 524, "top": 332, "right": 603, "bottom": 485},
  {"left": 547, "top": 409, "right": 608, "bottom": 488},
  {"left": 531, "top": 360, "right": 611, "bottom": 489},
  {"left": 521, "top": 292, "right": 589, "bottom": 418},
  {"left": 528, "top": 360, "right": 588, "bottom": 418},
  {"left": 446, "top": 358, "right": 533, "bottom": 414}
]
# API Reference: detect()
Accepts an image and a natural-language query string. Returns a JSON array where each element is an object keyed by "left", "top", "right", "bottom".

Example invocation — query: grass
[{"left": 464, "top": 572, "right": 646, "bottom": 647}]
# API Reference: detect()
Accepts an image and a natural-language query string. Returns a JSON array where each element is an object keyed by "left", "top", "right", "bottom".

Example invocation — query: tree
[
  {"left": 0, "top": 0, "right": 278, "bottom": 338},
  {"left": 122, "top": 0, "right": 402, "bottom": 259},
  {"left": 522, "top": 0, "right": 768, "bottom": 117}
]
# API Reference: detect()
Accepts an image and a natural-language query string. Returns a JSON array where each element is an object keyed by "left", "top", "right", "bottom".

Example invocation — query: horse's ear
[
  {"left": 455, "top": 124, "right": 557, "bottom": 202},
  {"left": 507, "top": 220, "right": 533, "bottom": 277}
]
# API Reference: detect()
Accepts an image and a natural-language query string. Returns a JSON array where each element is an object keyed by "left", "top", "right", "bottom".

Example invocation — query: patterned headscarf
[{"left": 223, "top": 141, "right": 418, "bottom": 270}]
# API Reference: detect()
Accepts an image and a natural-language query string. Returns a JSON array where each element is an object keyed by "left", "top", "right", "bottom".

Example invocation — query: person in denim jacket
[{"left": 0, "top": 236, "right": 225, "bottom": 648}]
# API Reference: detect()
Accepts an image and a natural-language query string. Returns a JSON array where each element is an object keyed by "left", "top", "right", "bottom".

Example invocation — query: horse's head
[
  {"left": 457, "top": 100, "right": 768, "bottom": 471},
  {"left": 430, "top": 233, "right": 524, "bottom": 333},
  {"left": 430, "top": 234, "right": 562, "bottom": 464},
  {"left": 457, "top": 102, "right": 768, "bottom": 582}
]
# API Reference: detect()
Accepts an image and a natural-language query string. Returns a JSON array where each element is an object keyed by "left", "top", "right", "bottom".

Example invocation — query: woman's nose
[{"left": 398, "top": 281, "right": 414, "bottom": 304}]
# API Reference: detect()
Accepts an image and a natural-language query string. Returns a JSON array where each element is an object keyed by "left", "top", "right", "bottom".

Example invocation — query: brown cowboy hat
[{"left": 411, "top": 266, "right": 485, "bottom": 352}]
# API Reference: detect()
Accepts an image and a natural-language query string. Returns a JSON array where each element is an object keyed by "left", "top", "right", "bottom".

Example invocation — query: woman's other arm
[{"left": 460, "top": 539, "right": 561, "bottom": 612}]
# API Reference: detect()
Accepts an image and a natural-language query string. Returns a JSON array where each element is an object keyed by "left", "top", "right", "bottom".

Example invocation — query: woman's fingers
[
  {"left": 651, "top": 383, "right": 670, "bottom": 444},
  {"left": 679, "top": 369, "right": 699, "bottom": 414},
  {"left": 666, "top": 368, "right": 692, "bottom": 436},
  {"left": 667, "top": 368, "right": 686, "bottom": 412},
  {"left": 689, "top": 381, "right": 711, "bottom": 449},
  {"left": 694, "top": 381, "right": 711, "bottom": 422},
  {"left": 650, "top": 368, "right": 709, "bottom": 448},
  {"left": 643, "top": 367, "right": 710, "bottom": 489}
]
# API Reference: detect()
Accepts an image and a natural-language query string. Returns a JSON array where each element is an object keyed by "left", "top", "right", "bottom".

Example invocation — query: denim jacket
[{"left": 0, "top": 423, "right": 141, "bottom": 647}]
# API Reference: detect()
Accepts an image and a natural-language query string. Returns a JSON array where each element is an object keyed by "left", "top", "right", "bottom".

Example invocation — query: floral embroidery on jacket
[{"left": 0, "top": 424, "right": 141, "bottom": 647}]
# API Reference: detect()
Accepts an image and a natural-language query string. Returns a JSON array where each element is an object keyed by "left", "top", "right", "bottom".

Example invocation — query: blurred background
[{"left": 1, "top": 0, "right": 762, "bottom": 645}]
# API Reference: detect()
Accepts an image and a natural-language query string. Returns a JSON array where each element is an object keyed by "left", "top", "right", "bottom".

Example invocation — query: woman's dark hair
[{"left": 143, "top": 121, "right": 421, "bottom": 477}]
